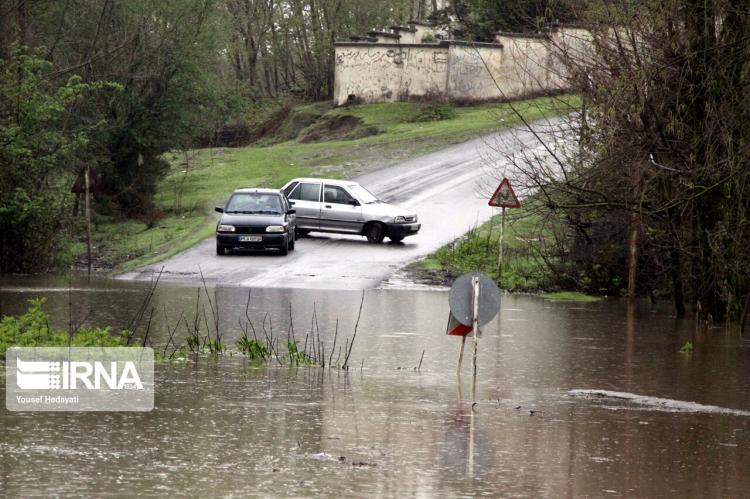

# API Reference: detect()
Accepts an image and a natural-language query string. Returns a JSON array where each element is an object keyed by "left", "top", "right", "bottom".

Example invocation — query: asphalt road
[{"left": 121, "top": 118, "right": 563, "bottom": 289}]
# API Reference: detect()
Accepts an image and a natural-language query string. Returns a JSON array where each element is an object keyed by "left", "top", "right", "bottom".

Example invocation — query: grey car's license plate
[{"left": 239, "top": 235, "right": 262, "bottom": 242}]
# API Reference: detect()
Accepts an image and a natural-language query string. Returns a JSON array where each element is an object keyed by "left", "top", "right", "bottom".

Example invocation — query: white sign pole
[
  {"left": 471, "top": 276, "right": 480, "bottom": 402},
  {"left": 457, "top": 335, "right": 466, "bottom": 376}
]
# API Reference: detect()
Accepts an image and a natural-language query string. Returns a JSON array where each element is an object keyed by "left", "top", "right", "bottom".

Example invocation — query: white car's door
[
  {"left": 319, "top": 184, "right": 364, "bottom": 233},
  {"left": 287, "top": 182, "right": 321, "bottom": 229}
]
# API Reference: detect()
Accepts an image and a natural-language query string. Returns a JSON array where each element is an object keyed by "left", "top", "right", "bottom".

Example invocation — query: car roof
[
  {"left": 285, "top": 178, "right": 360, "bottom": 188},
  {"left": 232, "top": 188, "right": 283, "bottom": 195}
]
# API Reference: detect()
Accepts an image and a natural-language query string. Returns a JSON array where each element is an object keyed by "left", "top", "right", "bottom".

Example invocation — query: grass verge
[
  {"left": 80, "top": 95, "right": 578, "bottom": 273},
  {"left": 409, "top": 198, "right": 552, "bottom": 291},
  {"left": 541, "top": 292, "right": 602, "bottom": 302},
  {"left": 408, "top": 196, "right": 602, "bottom": 301}
]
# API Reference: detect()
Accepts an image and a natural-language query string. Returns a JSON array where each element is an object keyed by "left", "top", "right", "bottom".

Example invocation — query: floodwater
[{"left": 1, "top": 275, "right": 749, "bottom": 497}]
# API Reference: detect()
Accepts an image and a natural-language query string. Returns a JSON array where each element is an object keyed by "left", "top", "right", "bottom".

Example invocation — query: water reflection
[{"left": 0, "top": 275, "right": 749, "bottom": 496}]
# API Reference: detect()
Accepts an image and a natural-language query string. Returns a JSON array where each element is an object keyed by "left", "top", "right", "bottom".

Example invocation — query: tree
[
  {"left": 0, "top": 49, "right": 99, "bottom": 271},
  {"left": 452, "top": 0, "right": 575, "bottom": 41},
  {"left": 502, "top": 1, "right": 750, "bottom": 320}
]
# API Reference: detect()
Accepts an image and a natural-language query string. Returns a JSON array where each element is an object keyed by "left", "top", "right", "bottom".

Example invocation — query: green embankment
[
  {"left": 83, "top": 96, "right": 576, "bottom": 273},
  {"left": 412, "top": 196, "right": 601, "bottom": 300},
  {"left": 414, "top": 199, "right": 551, "bottom": 291}
]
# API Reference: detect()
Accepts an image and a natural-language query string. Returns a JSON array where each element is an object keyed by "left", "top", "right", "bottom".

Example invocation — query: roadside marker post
[
  {"left": 471, "top": 276, "right": 480, "bottom": 401},
  {"left": 488, "top": 178, "right": 521, "bottom": 281},
  {"left": 448, "top": 272, "right": 500, "bottom": 402}
]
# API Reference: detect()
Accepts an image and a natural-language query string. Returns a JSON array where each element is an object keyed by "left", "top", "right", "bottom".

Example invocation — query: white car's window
[
  {"left": 282, "top": 182, "right": 298, "bottom": 197},
  {"left": 324, "top": 185, "right": 355, "bottom": 204},
  {"left": 347, "top": 184, "right": 378, "bottom": 204},
  {"left": 289, "top": 183, "right": 321, "bottom": 202}
]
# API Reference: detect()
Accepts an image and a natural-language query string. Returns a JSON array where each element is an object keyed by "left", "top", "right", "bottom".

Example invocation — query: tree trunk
[
  {"left": 627, "top": 210, "right": 640, "bottom": 300},
  {"left": 671, "top": 249, "right": 685, "bottom": 317}
]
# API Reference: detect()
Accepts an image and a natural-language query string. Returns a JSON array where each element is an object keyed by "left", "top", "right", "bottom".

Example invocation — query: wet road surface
[{"left": 120, "top": 119, "right": 564, "bottom": 288}]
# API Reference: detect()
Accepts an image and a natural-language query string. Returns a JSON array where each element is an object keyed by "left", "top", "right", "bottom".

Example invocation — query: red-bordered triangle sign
[
  {"left": 446, "top": 312, "right": 473, "bottom": 336},
  {"left": 488, "top": 178, "right": 520, "bottom": 208}
]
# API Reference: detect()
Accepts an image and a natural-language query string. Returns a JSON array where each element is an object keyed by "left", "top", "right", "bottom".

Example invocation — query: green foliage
[
  {"left": 422, "top": 200, "right": 553, "bottom": 292},
  {"left": 205, "top": 338, "right": 224, "bottom": 356},
  {"left": 542, "top": 292, "right": 602, "bottom": 303},
  {"left": 0, "top": 49, "right": 103, "bottom": 272},
  {"left": 452, "top": 0, "right": 574, "bottom": 41},
  {"left": 538, "top": 2, "right": 750, "bottom": 319},
  {"left": 287, "top": 340, "right": 316, "bottom": 366},
  {"left": 411, "top": 102, "right": 457, "bottom": 122},
  {"left": 237, "top": 336, "right": 270, "bottom": 360},
  {"left": 680, "top": 341, "right": 694, "bottom": 354},
  {"left": 0, "top": 298, "right": 127, "bottom": 356}
]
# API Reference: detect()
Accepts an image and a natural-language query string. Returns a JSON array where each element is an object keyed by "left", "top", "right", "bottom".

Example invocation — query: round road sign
[{"left": 448, "top": 272, "right": 501, "bottom": 326}]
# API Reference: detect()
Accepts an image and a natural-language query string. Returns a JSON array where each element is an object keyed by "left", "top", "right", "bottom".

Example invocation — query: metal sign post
[
  {"left": 471, "top": 276, "right": 480, "bottom": 401},
  {"left": 447, "top": 272, "right": 501, "bottom": 402},
  {"left": 498, "top": 207, "right": 505, "bottom": 276},
  {"left": 488, "top": 178, "right": 520, "bottom": 283}
]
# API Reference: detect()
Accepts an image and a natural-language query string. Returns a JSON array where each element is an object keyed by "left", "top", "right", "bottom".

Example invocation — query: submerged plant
[
  {"left": 287, "top": 340, "right": 316, "bottom": 366},
  {"left": 0, "top": 298, "right": 128, "bottom": 356},
  {"left": 237, "top": 335, "right": 270, "bottom": 360},
  {"left": 679, "top": 340, "right": 694, "bottom": 353}
]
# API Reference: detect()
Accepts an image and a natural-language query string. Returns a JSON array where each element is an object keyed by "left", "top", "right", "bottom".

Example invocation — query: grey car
[
  {"left": 214, "top": 188, "right": 296, "bottom": 255},
  {"left": 281, "top": 178, "right": 420, "bottom": 243}
]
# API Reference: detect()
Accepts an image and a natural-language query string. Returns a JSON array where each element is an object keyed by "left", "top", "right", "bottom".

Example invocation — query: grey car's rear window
[{"left": 289, "top": 183, "right": 321, "bottom": 202}]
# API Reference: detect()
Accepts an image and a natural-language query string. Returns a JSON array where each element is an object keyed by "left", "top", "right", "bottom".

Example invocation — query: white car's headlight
[
  {"left": 265, "top": 225, "right": 285, "bottom": 233},
  {"left": 218, "top": 224, "right": 235, "bottom": 232},
  {"left": 394, "top": 216, "right": 406, "bottom": 223}
]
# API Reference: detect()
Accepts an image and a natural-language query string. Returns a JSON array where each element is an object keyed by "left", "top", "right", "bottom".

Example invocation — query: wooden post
[
  {"left": 471, "top": 276, "right": 480, "bottom": 402},
  {"left": 85, "top": 166, "right": 92, "bottom": 280}
]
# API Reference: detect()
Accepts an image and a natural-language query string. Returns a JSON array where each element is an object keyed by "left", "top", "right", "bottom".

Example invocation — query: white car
[{"left": 281, "top": 178, "right": 420, "bottom": 243}]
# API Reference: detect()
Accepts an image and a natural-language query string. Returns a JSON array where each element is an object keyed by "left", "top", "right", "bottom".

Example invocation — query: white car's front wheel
[{"left": 365, "top": 223, "right": 385, "bottom": 244}]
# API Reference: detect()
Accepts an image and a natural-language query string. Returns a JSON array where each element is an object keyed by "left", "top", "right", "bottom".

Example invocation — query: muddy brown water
[{"left": 1, "top": 275, "right": 749, "bottom": 497}]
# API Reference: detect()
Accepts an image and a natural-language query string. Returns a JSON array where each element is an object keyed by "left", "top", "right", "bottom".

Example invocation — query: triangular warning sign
[
  {"left": 446, "top": 311, "right": 473, "bottom": 337},
  {"left": 488, "top": 178, "right": 520, "bottom": 208}
]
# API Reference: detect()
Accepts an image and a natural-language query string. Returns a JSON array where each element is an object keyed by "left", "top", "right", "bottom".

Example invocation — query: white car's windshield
[
  {"left": 348, "top": 184, "right": 379, "bottom": 204},
  {"left": 226, "top": 193, "right": 282, "bottom": 214}
]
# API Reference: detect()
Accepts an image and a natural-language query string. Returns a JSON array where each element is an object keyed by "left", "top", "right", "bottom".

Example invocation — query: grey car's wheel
[
  {"left": 289, "top": 231, "right": 296, "bottom": 251},
  {"left": 365, "top": 223, "right": 385, "bottom": 244},
  {"left": 216, "top": 243, "right": 226, "bottom": 255},
  {"left": 279, "top": 236, "right": 289, "bottom": 256},
  {"left": 389, "top": 235, "right": 404, "bottom": 243}
]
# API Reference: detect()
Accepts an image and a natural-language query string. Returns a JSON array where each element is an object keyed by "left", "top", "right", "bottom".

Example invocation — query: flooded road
[
  {"left": 120, "top": 119, "right": 563, "bottom": 289},
  {"left": 1, "top": 277, "right": 749, "bottom": 497}
]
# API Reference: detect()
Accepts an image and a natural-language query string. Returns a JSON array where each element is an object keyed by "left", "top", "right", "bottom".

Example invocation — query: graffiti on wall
[{"left": 334, "top": 35, "right": 569, "bottom": 105}]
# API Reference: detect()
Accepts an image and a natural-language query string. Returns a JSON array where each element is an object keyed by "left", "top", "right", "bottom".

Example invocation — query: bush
[
  {"left": 410, "top": 102, "right": 457, "bottom": 122},
  {"left": 0, "top": 298, "right": 128, "bottom": 357}
]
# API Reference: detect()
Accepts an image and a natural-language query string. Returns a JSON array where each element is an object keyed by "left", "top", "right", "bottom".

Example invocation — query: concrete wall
[
  {"left": 333, "top": 44, "right": 449, "bottom": 106},
  {"left": 447, "top": 38, "right": 561, "bottom": 101},
  {"left": 485, "top": 35, "right": 564, "bottom": 99},
  {"left": 334, "top": 30, "right": 581, "bottom": 105}
]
